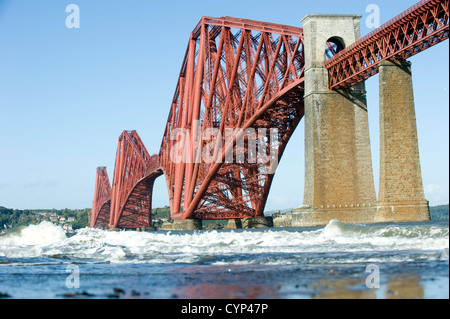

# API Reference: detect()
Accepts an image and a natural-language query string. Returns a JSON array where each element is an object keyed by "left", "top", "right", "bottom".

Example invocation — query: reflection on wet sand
[
  {"left": 385, "top": 275, "right": 423, "bottom": 299},
  {"left": 175, "top": 283, "right": 280, "bottom": 299},
  {"left": 310, "top": 278, "right": 376, "bottom": 299},
  {"left": 309, "top": 272, "right": 424, "bottom": 299},
  {"left": 174, "top": 265, "right": 281, "bottom": 299},
  {"left": 173, "top": 265, "right": 427, "bottom": 299}
]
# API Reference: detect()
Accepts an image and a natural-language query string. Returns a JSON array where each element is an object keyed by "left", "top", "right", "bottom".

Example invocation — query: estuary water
[{"left": 0, "top": 220, "right": 448, "bottom": 299}]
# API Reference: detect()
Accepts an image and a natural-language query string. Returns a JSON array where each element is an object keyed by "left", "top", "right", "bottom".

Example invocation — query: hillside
[
  {"left": 0, "top": 207, "right": 90, "bottom": 231},
  {"left": 430, "top": 204, "right": 449, "bottom": 221}
]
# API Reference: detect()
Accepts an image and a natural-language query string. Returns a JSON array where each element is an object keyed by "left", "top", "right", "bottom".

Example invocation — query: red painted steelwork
[
  {"left": 109, "top": 131, "right": 162, "bottom": 229},
  {"left": 91, "top": 0, "right": 449, "bottom": 228},
  {"left": 159, "top": 17, "right": 305, "bottom": 220},
  {"left": 90, "top": 167, "right": 111, "bottom": 229},
  {"left": 325, "top": 0, "right": 449, "bottom": 89}
]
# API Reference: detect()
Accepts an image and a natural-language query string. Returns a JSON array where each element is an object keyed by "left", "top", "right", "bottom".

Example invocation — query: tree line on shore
[
  {"left": 0, "top": 207, "right": 90, "bottom": 230},
  {"left": 1, "top": 204, "right": 447, "bottom": 232},
  {"left": 430, "top": 204, "right": 450, "bottom": 221},
  {"left": 0, "top": 206, "right": 174, "bottom": 231}
]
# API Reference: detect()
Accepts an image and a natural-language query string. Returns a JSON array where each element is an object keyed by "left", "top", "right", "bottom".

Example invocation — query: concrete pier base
[
  {"left": 170, "top": 219, "right": 203, "bottom": 231},
  {"left": 376, "top": 201, "right": 430, "bottom": 223},
  {"left": 159, "top": 221, "right": 173, "bottom": 231},
  {"left": 135, "top": 227, "right": 155, "bottom": 232},
  {"left": 242, "top": 217, "right": 273, "bottom": 229},
  {"left": 226, "top": 219, "right": 243, "bottom": 229},
  {"left": 292, "top": 206, "right": 376, "bottom": 227},
  {"left": 273, "top": 214, "right": 293, "bottom": 228},
  {"left": 253, "top": 217, "right": 273, "bottom": 228}
]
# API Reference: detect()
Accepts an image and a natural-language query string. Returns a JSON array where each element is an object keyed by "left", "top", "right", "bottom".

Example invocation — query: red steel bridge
[{"left": 91, "top": 0, "right": 448, "bottom": 229}]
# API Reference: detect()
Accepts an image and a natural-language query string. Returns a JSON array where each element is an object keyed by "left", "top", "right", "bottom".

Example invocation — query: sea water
[{"left": 0, "top": 220, "right": 448, "bottom": 299}]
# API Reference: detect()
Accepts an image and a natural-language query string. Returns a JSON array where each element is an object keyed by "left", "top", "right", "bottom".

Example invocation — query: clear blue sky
[{"left": 0, "top": 0, "right": 448, "bottom": 210}]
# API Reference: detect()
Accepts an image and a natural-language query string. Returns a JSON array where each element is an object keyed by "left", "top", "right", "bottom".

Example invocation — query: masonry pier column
[
  {"left": 292, "top": 15, "right": 377, "bottom": 227},
  {"left": 375, "top": 60, "right": 430, "bottom": 222}
]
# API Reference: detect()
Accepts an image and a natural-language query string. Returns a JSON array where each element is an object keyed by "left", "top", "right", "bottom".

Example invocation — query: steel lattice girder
[
  {"left": 93, "top": 1, "right": 449, "bottom": 226},
  {"left": 325, "top": 0, "right": 449, "bottom": 89},
  {"left": 91, "top": 167, "right": 112, "bottom": 229},
  {"left": 109, "top": 131, "right": 162, "bottom": 228},
  {"left": 159, "top": 17, "right": 306, "bottom": 220}
]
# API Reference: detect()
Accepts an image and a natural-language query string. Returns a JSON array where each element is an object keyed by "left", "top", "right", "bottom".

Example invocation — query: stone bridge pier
[
  {"left": 292, "top": 14, "right": 430, "bottom": 227},
  {"left": 375, "top": 60, "right": 430, "bottom": 222}
]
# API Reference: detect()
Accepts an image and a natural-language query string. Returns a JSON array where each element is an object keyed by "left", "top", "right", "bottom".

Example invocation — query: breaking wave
[
  {"left": 0, "top": 220, "right": 448, "bottom": 266},
  {"left": 0, "top": 221, "right": 67, "bottom": 246},
  {"left": 322, "top": 219, "right": 449, "bottom": 239}
]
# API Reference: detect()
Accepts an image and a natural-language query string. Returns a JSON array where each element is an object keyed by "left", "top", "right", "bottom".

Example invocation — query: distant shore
[{"left": 1, "top": 204, "right": 448, "bottom": 235}]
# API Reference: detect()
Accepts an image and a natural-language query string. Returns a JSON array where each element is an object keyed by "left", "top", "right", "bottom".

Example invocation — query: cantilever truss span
[
  {"left": 109, "top": 131, "right": 162, "bottom": 229},
  {"left": 91, "top": 0, "right": 449, "bottom": 228},
  {"left": 159, "top": 16, "right": 306, "bottom": 220},
  {"left": 91, "top": 167, "right": 112, "bottom": 229}
]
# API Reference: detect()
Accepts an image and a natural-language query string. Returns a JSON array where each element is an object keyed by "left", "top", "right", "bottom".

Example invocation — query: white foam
[
  {"left": 0, "top": 221, "right": 66, "bottom": 246},
  {"left": 0, "top": 220, "right": 448, "bottom": 265}
]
